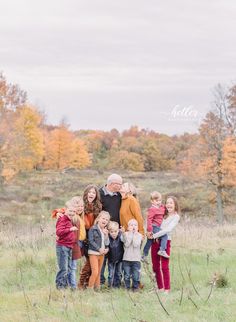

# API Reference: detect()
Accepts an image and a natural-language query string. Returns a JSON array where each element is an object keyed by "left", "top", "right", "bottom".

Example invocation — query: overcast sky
[{"left": 1, "top": 0, "right": 236, "bottom": 135}]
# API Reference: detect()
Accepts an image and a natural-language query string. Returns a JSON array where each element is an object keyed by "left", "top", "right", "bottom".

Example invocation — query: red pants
[{"left": 151, "top": 240, "right": 171, "bottom": 290}]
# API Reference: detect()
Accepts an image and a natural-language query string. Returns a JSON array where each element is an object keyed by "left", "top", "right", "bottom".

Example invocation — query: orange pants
[{"left": 88, "top": 254, "right": 104, "bottom": 288}]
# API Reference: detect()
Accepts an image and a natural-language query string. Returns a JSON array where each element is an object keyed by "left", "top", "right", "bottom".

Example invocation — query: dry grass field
[{"left": 0, "top": 170, "right": 235, "bottom": 321}]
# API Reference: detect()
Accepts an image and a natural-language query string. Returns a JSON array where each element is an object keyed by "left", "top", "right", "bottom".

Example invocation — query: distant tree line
[{"left": 1, "top": 73, "right": 235, "bottom": 222}]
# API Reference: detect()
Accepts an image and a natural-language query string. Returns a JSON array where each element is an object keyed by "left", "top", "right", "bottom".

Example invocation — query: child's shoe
[{"left": 157, "top": 250, "right": 170, "bottom": 258}]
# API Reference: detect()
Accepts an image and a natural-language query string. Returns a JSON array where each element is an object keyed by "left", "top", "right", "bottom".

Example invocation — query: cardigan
[{"left": 120, "top": 195, "right": 145, "bottom": 236}]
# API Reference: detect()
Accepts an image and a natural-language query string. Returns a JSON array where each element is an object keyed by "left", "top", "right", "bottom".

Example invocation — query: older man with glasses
[{"left": 99, "top": 173, "right": 123, "bottom": 285}]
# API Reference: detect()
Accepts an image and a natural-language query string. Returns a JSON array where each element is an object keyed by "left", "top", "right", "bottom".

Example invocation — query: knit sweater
[
  {"left": 146, "top": 205, "right": 166, "bottom": 232},
  {"left": 120, "top": 195, "right": 145, "bottom": 236},
  {"left": 153, "top": 213, "right": 180, "bottom": 240},
  {"left": 122, "top": 231, "right": 142, "bottom": 262},
  {"left": 56, "top": 215, "right": 75, "bottom": 248},
  {"left": 99, "top": 187, "right": 122, "bottom": 224}
]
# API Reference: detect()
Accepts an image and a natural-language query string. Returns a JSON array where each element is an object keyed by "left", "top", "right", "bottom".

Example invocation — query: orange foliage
[
  {"left": 70, "top": 138, "right": 91, "bottom": 169},
  {"left": 44, "top": 125, "right": 74, "bottom": 169}
]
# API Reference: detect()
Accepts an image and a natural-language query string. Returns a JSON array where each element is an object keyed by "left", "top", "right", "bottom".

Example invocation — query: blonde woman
[{"left": 120, "top": 182, "right": 145, "bottom": 236}]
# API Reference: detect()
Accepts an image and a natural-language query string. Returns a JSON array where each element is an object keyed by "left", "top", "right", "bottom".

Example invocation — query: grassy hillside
[
  {"left": 0, "top": 170, "right": 235, "bottom": 321},
  {"left": 0, "top": 220, "right": 235, "bottom": 322},
  {"left": 1, "top": 168, "right": 232, "bottom": 225}
]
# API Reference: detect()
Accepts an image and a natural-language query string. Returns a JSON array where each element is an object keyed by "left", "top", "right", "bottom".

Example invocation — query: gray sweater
[{"left": 122, "top": 231, "right": 142, "bottom": 262}]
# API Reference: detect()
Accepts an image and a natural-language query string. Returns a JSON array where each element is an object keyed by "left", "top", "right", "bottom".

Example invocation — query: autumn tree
[
  {"left": 1, "top": 105, "right": 44, "bottom": 180},
  {"left": 0, "top": 73, "right": 28, "bottom": 181},
  {"left": 70, "top": 138, "right": 91, "bottom": 169},
  {"left": 179, "top": 85, "right": 236, "bottom": 222},
  {"left": 44, "top": 124, "right": 74, "bottom": 169},
  {"left": 109, "top": 150, "right": 144, "bottom": 171},
  {"left": 44, "top": 123, "right": 90, "bottom": 170}
]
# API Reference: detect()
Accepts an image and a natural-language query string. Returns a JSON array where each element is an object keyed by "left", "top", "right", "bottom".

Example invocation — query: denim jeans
[
  {"left": 68, "top": 259, "right": 77, "bottom": 289},
  {"left": 108, "top": 261, "right": 122, "bottom": 287},
  {"left": 143, "top": 225, "right": 168, "bottom": 256},
  {"left": 123, "top": 260, "right": 141, "bottom": 290},
  {"left": 100, "top": 255, "right": 107, "bottom": 284},
  {"left": 55, "top": 245, "right": 72, "bottom": 289}
]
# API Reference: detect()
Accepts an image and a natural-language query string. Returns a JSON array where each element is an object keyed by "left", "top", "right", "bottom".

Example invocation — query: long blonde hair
[{"left": 94, "top": 211, "right": 110, "bottom": 225}]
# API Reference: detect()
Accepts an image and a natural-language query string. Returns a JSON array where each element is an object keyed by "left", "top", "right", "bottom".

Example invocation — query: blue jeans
[
  {"left": 68, "top": 259, "right": 77, "bottom": 289},
  {"left": 108, "top": 261, "right": 122, "bottom": 287},
  {"left": 55, "top": 245, "right": 72, "bottom": 289},
  {"left": 123, "top": 260, "right": 141, "bottom": 290},
  {"left": 143, "top": 225, "right": 168, "bottom": 256},
  {"left": 100, "top": 255, "right": 107, "bottom": 284}
]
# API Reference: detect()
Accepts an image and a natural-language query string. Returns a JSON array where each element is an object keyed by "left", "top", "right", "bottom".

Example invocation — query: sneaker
[
  {"left": 157, "top": 250, "right": 170, "bottom": 258},
  {"left": 141, "top": 255, "right": 149, "bottom": 264}
]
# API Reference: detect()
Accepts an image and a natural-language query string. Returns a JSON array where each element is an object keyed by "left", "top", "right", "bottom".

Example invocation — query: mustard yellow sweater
[{"left": 120, "top": 195, "right": 145, "bottom": 236}]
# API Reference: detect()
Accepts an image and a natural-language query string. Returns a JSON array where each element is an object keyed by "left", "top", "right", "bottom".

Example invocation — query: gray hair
[{"left": 107, "top": 173, "right": 122, "bottom": 185}]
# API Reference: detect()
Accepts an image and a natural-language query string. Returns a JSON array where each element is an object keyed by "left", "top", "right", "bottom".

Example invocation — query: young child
[
  {"left": 66, "top": 197, "right": 86, "bottom": 290},
  {"left": 55, "top": 206, "right": 78, "bottom": 289},
  {"left": 88, "top": 211, "right": 110, "bottom": 290},
  {"left": 107, "top": 221, "right": 124, "bottom": 288},
  {"left": 142, "top": 191, "right": 169, "bottom": 262},
  {"left": 122, "top": 218, "right": 142, "bottom": 291}
]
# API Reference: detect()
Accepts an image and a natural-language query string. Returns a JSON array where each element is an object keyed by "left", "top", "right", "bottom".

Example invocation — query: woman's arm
[
  {"left": 129, "top": 198, "right": 145, "bottom": 236},
  {"left": 153, "top": 215, "right": 180, "bottom": 239}
]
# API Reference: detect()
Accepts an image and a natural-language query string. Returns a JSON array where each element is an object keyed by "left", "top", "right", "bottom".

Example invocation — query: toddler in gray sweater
[{"left": 122, "top": 219, "right": 143, "bottom": 291}]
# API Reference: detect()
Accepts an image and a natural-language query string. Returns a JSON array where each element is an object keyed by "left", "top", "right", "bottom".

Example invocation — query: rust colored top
[{"left": 84, "top": 212, "right": 95, "bottom": 230}]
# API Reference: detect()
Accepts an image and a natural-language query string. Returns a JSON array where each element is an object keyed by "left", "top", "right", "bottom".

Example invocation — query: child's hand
[
  {"left": 120, "top": 226, "right": 125, "bottom": 234},
  {"left": 128, "top": 226, "right": 133, "bottom": 232},
  {"left": 70, "top": 226, "right": 78, "bottom": 231},
  {"left": 103, "top": 227, "right": 108, "bottom": 237},
  {"left": 104, "top": 248, "right": 109, "bottom": 255},
  {"left": 56, "top": 212, "right": 64, "bottom": 219},
  {"left": 99, "top": 248, "right": 105, "bottom": 254},
  {"left": 146, "top": 231, "right": 153, "bottom": 239}
]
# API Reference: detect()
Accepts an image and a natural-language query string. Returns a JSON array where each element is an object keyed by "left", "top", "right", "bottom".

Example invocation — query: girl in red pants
[{"left": 151, "top": 196, "right": 180, "bottom": 293}]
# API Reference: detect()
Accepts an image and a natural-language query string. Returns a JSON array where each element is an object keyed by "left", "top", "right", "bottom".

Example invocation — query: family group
[{"left": 52, "top": 173, "right": 180, "bottom": 293}]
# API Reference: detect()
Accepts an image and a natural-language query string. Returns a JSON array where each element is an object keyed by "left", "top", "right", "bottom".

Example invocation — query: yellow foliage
[
  {"left": 109, "top": 150, "right": 144, "bottom": 171},
  {"left": 222, "top": 137, "right": 236, "bottom": 186},
  {"left": 44, "top": 125, "right": 74, "bottom": 169},
  {"left": 1, "top": 105, "right": 44, "bottom": 178},
  {"left": 70, "top": 138, "right": 91, "bottom": 169}
]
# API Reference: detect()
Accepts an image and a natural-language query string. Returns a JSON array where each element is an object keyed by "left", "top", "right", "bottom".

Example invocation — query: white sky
[{"left": 1, "top": 0, "right": 236, "bottom": 135}]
